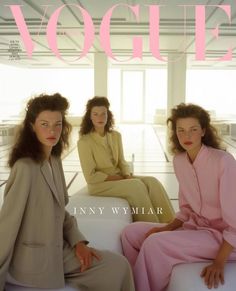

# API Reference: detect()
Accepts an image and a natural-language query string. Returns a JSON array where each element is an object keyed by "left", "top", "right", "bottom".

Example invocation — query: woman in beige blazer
[
  {"left": 78, "top": 97, "right": 174, "bottom": 223},
  {"left": 0, "top": 93, "right": 134, "bottom": 291}
]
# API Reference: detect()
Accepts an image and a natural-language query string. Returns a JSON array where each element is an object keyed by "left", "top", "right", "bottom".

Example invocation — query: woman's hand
[
  {"left": 105, "top": 175, "right": 124, "bottom": 181},
  {"left": 200, "top": 239, "right": 233, "bottom": 288},
  {"left": 200, "top": 260, "right": 225, "bottom": 289},
  {"left": 75, "top": 242, "right": 101, "bottom": 272},
  {"left": 124, "top": 175, "right": 133, "bottom": 179},
  {"left": 144, "top": 219, "right": 183, "bottom": 239},
  {"left": 145, "top": 226, "right": 168, "bottom": 239}
]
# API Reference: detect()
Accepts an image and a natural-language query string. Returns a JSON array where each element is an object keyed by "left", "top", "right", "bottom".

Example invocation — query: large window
[
  {"left": 0, "top": 64, "right": 93, "bottom": 119},
  {"left": 122, "top": 71, "right": 144, "bottom": 123},
  {"left": 108, "top": 68, "right": 167, "bottom": 123},
  {"left": 186, "top": 69, "right": 236, "bottom": 118}
]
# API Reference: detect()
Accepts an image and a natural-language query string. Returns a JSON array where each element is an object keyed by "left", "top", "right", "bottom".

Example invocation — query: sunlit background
[{"left": 1, "top": 64, "right": 235, "bottom": 123}]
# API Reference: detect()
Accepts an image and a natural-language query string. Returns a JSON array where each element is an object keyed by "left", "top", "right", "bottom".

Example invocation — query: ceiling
[{"left": 0, "top": 0, "right": 236, "bottom": 69}]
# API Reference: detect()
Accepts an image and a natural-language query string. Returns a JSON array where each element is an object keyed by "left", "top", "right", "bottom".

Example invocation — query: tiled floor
[{"left": 1, "top": 124, "right": 236, "bottom": 212}]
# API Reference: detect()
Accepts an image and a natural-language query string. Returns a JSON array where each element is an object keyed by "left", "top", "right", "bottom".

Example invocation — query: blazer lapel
[
  {"left": 90, "top": 131, "right": 103, "bottom": 146},
  {"left": 40, "top": 159, "right": 62, "bottom": 207},
  {"left": 106, "top": 132, "right": 117, "bottom": 163},
  {"left": 50, "top": 157, "right": 65, "bottom": 207}
]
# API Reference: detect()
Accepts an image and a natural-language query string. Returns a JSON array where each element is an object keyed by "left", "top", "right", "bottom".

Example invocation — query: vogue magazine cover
[{"left": 0, "top": 1, "right": 236, "bottom": 291}]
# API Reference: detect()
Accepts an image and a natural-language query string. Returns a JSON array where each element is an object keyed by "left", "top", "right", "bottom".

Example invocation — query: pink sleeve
[
  {"left": 175, "top": 186, "right": 194, "bottom": 222},
  {"left": 220, "top": 154, "right": 236, "bottom": 248},
  {"left": 173, "top": 156, "right": 194, "bottom": 222}
]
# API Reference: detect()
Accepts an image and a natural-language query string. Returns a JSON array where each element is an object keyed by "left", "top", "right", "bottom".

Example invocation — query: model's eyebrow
[
  {"left": 39, "top": 119, "right": 62, "bottom": 123},
  {"left": 177, "top": 125, "right": 200, "bottom": 127},
  {"left": 176, "top": 125, "right": 200, "bottom": 129}
]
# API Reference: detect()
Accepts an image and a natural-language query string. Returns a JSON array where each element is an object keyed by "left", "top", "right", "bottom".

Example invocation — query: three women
[{"left": 2, "top": 92, "right": 234, "bottom": 291}]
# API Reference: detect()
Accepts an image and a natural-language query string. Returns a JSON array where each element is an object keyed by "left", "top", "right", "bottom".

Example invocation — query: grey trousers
[
  {"left": 6, "top": 245, "right": 135, "bottom": 291},
  {"left": 63, "top": 243, "right": 135, "bottom": 291}
]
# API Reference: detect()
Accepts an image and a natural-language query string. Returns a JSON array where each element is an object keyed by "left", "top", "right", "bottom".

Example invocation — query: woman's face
[
  {"left": 32, "top": 110, "right": 62, "bottom": 154},
  {"left": 90, "top": 106, "right": 108, "bottom": 130},
  {"left": 176, "top": 117, "right": 205, "bottom": 156}
]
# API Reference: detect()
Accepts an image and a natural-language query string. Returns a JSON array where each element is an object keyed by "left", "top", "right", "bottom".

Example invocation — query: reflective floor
[{"left": 1, "top": 124, "right": 236, "bottom": 212}]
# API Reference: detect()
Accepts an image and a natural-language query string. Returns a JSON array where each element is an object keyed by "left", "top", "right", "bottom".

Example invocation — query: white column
[
  {"left": 94, "top": 52, "right": 108, "bottom": 97},
  {"left": 167, "top": 53, "right": 187, "bottom": 116}
]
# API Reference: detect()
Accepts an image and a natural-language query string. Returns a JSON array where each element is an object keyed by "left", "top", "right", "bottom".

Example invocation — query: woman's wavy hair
[
  {"left": 8, "top": 93, "right": 72, "bottom": 167},
  {"left": 79, "top": 96, "right": 114, "bottom": 135},
  {"left": 167, "top": 103, "right": 224, "bottom": 154}
]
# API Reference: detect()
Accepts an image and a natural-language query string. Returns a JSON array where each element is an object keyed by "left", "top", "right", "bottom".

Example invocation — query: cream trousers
[{"left": 88, "top": 176, "right": 175, "bottom": 223}]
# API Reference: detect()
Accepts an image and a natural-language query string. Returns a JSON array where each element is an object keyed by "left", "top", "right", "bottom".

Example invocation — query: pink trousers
[{"left": 121, "top": 222, "right": 236, "bottom": 291}]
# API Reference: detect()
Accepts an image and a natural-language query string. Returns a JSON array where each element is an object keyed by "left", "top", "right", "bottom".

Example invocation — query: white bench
[
  {"left": 66, "top": 188, "right": 132, "bottom": 254},
  {"left": 67, "top": 188, "right": 132, "bottom": 223},
  {"left": 167, "top": 262, "right": 236, "bottom": 291}
]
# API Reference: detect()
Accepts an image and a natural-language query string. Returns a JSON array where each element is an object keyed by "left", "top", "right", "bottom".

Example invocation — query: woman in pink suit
[{"left": 121, "top": 103, "right": 236, "bottom": 291}]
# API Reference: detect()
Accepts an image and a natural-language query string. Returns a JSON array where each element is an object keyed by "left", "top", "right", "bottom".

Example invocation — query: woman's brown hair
[
  {"left": 8, "top": 93, "right": 72, "bottom": 167},
  {"left": 167, "top": 103, "right": 224, "bottom": 154},
  {"left": 79, "top": 96, "right": 114, "bottom": 135}
]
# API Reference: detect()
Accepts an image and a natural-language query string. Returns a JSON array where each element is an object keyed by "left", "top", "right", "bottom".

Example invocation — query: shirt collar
[{"left": 185, "top": 144, "right": 209, "bottom": 167}]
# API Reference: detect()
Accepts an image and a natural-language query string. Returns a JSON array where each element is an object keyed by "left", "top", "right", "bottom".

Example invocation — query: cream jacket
[{"left": 78, "top": 130, "right": 131, "bottom": 184}]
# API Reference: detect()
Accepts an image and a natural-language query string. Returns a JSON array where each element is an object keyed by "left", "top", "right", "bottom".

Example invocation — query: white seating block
[{"left": 167, "top": 262, "right": 236, "bottom": 291}]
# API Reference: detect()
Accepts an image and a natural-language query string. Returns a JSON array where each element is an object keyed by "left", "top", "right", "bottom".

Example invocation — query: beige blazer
[
  {"left": 77, "top": 130, "right": 131, "bottom": 184},
  {"left": 0, "top": 157, "right": 87, "bottom": 290}
]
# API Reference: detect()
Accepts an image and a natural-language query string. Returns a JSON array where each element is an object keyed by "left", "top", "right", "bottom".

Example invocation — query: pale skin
[
  {"left": 90, "top": 106, "right": 132, "bottom": 181},
  {"left": 32, "top": 110, "right": 101, "bottom": 272},
  {"left": 145, "top": 117, "right": 234, "bottom": 289}
]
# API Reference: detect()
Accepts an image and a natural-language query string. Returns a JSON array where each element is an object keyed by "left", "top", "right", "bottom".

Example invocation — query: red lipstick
[
  {"left": 184, "top": 141, "right": 193, "bottom": 145},
  {"left": 47, "top": 136, "right": 56, "bottom": 140}
]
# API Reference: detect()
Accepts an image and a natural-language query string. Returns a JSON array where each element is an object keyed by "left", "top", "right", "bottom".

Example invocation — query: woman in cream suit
[
  {"left": 78, "top": 96, "right": 174, "bottom": 223},
  {"left": 0, "top": 93, "right": 134, "bottom": 291}
]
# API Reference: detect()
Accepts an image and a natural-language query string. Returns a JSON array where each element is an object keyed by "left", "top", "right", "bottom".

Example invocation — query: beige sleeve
[
  {"left": 57, "top": 159, "right": 89, "bottom": 247},
  {"left": 63, "top": 211, "right": 88, "bottom": 247},
  {"left": 0, "top": 160, "right": 31, "bottom": 289},
  {"left": 117, "top": 132, "right": 131, "bottom": 176}
]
